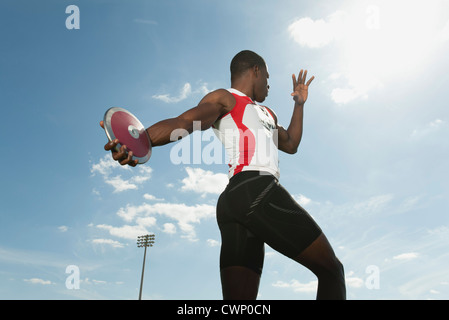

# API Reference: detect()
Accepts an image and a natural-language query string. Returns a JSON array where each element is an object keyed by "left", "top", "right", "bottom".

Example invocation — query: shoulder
[
  {"left": 198, "top": 88, "right": 236, "bottom": 113},
  {"left": 262, "top": 105, "right": 278, "bottom": 124},
  {"left": 202, "top": 88, "right": 235, "bottom": 102}
]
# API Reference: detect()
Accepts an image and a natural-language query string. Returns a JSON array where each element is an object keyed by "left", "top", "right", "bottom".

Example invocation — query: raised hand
[{"left": 291, "top": 69, "right": 315, "bottom": 105}]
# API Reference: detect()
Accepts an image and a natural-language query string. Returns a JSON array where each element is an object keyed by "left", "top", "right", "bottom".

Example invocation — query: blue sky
[{"left": 1, "top": 0, "right": 449, "bottom": 300}]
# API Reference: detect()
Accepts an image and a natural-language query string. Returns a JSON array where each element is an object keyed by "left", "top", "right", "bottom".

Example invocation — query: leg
[
  {"left": 294, "top": 233, "right": 346, "bottom": 300},
  {"left": 218, "top": 172, "right": 345, "bottom": 299},
  {"left": 220, "top": 266, "right": 260, "bottom": 300},
  {"left": 216, "top": 180, "right": 266, "bottom": 300},
  {"left": 240, "top": 181, "right": 345, "bottom": 300},
  {"left": 217, "top": 222, "right": 265, "bottom": 300}
]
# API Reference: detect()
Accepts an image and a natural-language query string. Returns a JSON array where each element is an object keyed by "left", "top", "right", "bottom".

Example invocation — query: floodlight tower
[{"left": 137, "top": 234, "right": 155, "bottom": 300}]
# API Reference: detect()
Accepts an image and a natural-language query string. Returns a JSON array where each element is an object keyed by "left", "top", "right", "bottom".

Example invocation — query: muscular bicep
[
  {"left": 176, "top": 103, "right": 222, "bottom": 132},
  {"left": 177, "top": 89, "right": 234, "bottom": 131}
]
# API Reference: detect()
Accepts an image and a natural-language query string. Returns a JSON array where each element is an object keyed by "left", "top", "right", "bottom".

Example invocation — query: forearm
[
  {"left": 146, "top": 116, "right": 193, "bottom": 147},
  {"left": 288, "top": 101, "right": 304, "bottom": 140},
  {"left": 282, "top": 102, "right": 305, "bottom": 154}
]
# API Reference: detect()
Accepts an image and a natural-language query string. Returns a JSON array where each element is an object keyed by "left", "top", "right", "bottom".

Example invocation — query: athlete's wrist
[{"left": 292, "top": 96, "right": 305, "bottom": 107}]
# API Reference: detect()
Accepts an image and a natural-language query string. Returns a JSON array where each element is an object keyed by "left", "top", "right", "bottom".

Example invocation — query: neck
[{"left": 231, "top": 78, "right": 254, "bottom": 100}]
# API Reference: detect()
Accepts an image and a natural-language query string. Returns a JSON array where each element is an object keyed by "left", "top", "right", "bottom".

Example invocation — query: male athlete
[{"left": 100, "top": 50, "right": 346, "bottom": 300}]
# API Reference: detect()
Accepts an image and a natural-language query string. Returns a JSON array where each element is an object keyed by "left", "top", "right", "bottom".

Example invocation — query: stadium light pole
[{"left": 137, "top": 234, "right": 155, "bottom": 300}]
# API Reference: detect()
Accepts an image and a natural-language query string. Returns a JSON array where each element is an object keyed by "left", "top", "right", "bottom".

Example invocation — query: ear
[{"left": 253, "top": 65, "right": 260, "bottom": 77}]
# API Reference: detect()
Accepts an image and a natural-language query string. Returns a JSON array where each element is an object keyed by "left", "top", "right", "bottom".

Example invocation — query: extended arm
[
  {"left": 277, "top": 70, "right": 314, "bottom": 154},
  {"left": 146, "top": 89, "right": 233, "bottom": 147},
  {"left": 101, "top": 89, "right": 235, "bottom": 166}
]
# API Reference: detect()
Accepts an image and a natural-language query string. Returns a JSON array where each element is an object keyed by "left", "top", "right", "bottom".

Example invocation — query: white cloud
[
  {"left": 162, "top": 223, "right": 176, "bottom": 234},
  {"left": 105, "top": 175, "right": 139, "bottom": 193},
  {"left": 96, "top": 224, "right": 150, "bottom": 240},
  {"left": 393, "top": 252, "right": 419, "bottom": 261},
  {"left": 197, "top": 83, "right": 211, "bottom": 96},
  {"left": 136, "top": 216, "right": 157, "bottom": 227},
  {"left": 273, "top": 272, "right": 364, "bottom": 295},
  {"left": 91, "top": 238, "right": 125, "bottom": 248},
  {"left": 327, "top": 70, "right": 380, "bottom": 105},
  {"left": 288, "top": 11, "right": 347, "bottom": 48},
  {"left": 427, "top": 226, "right": 449, "bottom": 238},
  {"left": 58, "top": 225, "right": 68, "bottom": 232},
  {"left": 130, "top": 174, "right": 151, "bottom": 185},
  {"left": 345, "top": 271, "right": 365, "bottom": 288},
  {"left": 272, "top": 279, "right": 317, "bottom": 293},
  {"left": 106, "top": 202, "right": 215, "bottom": 242},
  {"left": 24, "top": 278, "right": 53, "bottom": 285},
  {"left": 411, "top": 119, "right": 446, "bottom": 140},
  {"left": 152, "top": 82, "right": 211, "bottom": 103},
  {"left": 91, "top": 155, "right": 152, "bottom": 193},
  {"left": 330, "top": 88, "right": 365, "bottom": 105},
  {"left": 117, "top": 204, "right": 141, "bottom": 222},
  {"left": 91, "top": 165, "right": 222, "bottom": 243},
  {"left": 91, "top": 154, "right": 130, "bottom": 176},
  {"left": 206, "top": 239, "right": 220, "bottom": 247},
  {"left": 429, "top": 289, "right": 440, "bottom": 295},
  {"left": 181, "top": 167, "right": 228, "bottom": 196},
  {"left": 293, "top": 194, "right": 312, "bottom": 206},
  {"left": 138, "top": 202, "right": 215, "bottom": 241},
  {"left": 143, "top": 193, "right": 164, "bottom": 201},
  {"left": 152, "top": 83, "right": 192, "bottom": 103}
]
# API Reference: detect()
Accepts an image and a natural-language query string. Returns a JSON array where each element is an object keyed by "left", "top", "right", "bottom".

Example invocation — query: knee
[
  {"left": 333, "top": 258, "right": 345, "bottom": 280},
  {"left": 316, "top": 256, "right": 345, "bottom": 282},
  {"left": 315, "top": 257, "right": 346, "bottom": 300}
]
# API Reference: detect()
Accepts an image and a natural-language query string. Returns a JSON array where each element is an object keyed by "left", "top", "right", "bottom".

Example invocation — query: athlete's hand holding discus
[{"left": 100, "top": 121, "right": 139, "bottom": 167}]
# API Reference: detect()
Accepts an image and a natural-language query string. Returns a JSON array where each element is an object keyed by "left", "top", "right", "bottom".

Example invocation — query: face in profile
[{"left": 254, "top": 64, "right": 270, "bottom": 103}]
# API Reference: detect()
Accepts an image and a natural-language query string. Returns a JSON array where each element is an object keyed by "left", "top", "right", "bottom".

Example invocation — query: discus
[{"left": 103, "top": 107, "right": 152, "bottom": 164}]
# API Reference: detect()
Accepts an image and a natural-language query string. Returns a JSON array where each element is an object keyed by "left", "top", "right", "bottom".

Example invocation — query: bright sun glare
[
  {"left": 337, "top": 1, "right": 448, "bottom": 99},
  {"left": 289, "top": 0, "right": 449, "bottom": 103}
]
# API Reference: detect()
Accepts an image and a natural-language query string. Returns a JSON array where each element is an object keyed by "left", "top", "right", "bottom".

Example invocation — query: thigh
[
  {"left": 218, "top": 222, "right": 264, "bottom": 300},
  {"left": 247, "top": 182, "right": 323, "bottom": 260},
  {"left": 221, "top": 172, "right": 322, "bottom": 260},
  {"left": 216, "top": 175, "right": 267, "bottom": 274},
  {"left": 218, "top": 221, "right": 265, "bottom": 275}
]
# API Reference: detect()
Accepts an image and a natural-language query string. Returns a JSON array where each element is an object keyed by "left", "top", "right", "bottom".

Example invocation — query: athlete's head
[
  {"left": 230, "top": 50, "right": 270, "bottom": 102},
  {"left": 230, "top": 50, "right": 266, "bottom": 81}
]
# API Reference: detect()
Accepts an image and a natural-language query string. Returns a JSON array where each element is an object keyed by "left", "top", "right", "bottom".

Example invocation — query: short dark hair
[{"left": 230, "top": 50, "right": 266, "bottom": 82}]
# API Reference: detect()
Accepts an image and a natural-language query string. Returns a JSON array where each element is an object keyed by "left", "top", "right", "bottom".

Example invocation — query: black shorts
[{"left": 216, "top": 171, "right": 322, "bottom": 275}]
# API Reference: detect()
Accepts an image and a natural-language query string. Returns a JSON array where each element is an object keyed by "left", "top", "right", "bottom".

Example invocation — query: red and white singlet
[{"left": 212, "top": 88, "right": 280, "bottom": 179}]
